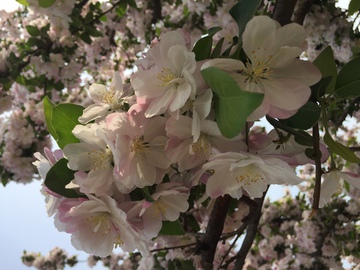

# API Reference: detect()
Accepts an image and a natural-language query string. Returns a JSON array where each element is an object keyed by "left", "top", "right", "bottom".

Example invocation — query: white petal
[{"left": 319, "top": 172, "right": 341, "bottom": 208}]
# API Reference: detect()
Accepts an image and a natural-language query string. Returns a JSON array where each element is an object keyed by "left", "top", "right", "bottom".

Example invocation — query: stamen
[{"left": 88, "top": 148, "right": 113, "bottom": 170}]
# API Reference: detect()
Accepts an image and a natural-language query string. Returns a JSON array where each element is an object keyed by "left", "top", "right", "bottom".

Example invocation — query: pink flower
[
  {"left": 106, "top": 110, "right": 171, "bottom": 190},
  {"left": 54, "top": 195, "right": 150, "bottom": 257},
  {"left": 195, "top": 151, "right": 302, "bottom": 199},
  {"left": 202, "top": 16, "right": 321, "bottom": 121},
  {"left": 131, "top": 30, "right": 197, "bottom": 118}
]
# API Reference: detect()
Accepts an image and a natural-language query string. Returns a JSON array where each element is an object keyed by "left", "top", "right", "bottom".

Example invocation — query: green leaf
[
  {"left": 84, "top": 26, "right": 103, "bottom": 37},
  {"left": 38, "top": 0, "right": 56, "bottom": 8},
  {"left": 44, "top": 158, "right": 81, "bottom": 198},
  {"left": 192, "top": 35, "right": 213, "bottom": 61},
  {"left": 207, "top": 26, "right": 222, "bottom": 36},
  {"left": 324, "top": 132, "right": 360, "bottom": 163},
  {"left": 266, "top": 116, "right": 314, "bottom": 144},
  {"left": 51, "top": 103, "right": 84, "bottom": 149},
  {"left": 16, "top": 0, "right": 29, "bottom": 6},
  {"left": 141, "top": 187, "right": 155, "bottom": 202},
  {"left": 229, "top": 0, "right": 262, "bottom": 40},
  {"left": 26, "top": 37, "right": 39, "bottom": 47},
  {"left": 311, "top": 76, "right": 333, "bottom": 100},
  {"left": 334, "top": 57, "right": 360, "bottom": 98},
  {"left": 294, "top": 130, "right": 313, "bottom": 147},
  {"left": 349, "top": 0, "right": 360, "bottom": 15},
  {"left": 313, "top": 46, "right": 337, "bottom": 94},
  {"left": 279, "top": 102, "right": 321, "bottom": 130},
  {"left": 80, "top": 33, "right": 92, "bottom": 44},
  {"left": 43, "top": 96, "right": 59, "bottom": 141},
  {"left": 201, "top": 67, "right": 264, "bottom": 138},
  {"left": 210, "top": 37, "right": 225, "bottom": 59},
  {"left": 159, "top": 221, "right": 185, "bottom": 235},
  {"left": 305, "top": 148, "right": 315, "bottom": 160},
  {"left": 25, "top": 25, "right": 41, "bottom": 37},
  {"left": 115, "top": 2, "right": 127, "bottom": 17}
]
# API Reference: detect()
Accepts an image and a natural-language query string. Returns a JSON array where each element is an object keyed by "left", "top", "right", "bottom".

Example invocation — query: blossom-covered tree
[{"left": 1, "top": 0, "right": 360, "bottom": 269}]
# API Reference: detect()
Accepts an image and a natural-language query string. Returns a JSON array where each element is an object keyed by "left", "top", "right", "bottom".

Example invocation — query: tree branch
[
  {"left": 199, "top": 195, "right": 232, "bottom": 270},
  {"left": 293, "top": 0, "right": 314, "bottom": 25},
  {"left": 273, "top": 0, "right": 298, "bottom": 25},
  {"left": 151, "top": 0, "right": 162, "bottom": 24},
  {"left": 232, "top": 189, "right": 268, "bottom": 270},
  {"left": 311, "top": 123, "right": 323, "bottom": 216}
]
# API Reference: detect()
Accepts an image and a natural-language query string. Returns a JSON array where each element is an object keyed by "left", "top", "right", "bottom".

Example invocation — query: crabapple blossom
[
  {"left": 106, "top": 109, "right": 171, "bottom": 190},
  {"left": 196, "top": 152, "right": 302, "bottom": 199},
  {"left": 63, "top": 124, "right": 116, "bottom": 196},
  {"left": 139, "top": 182, "right": 190, "bottom": 237},
  {"left": 131, "top": 30, "right": 197, "bottom": 118},
  {"left": 79, "top": 73, "right": 134, "bottom": 124},
  {"left": 249, "top": 128, "right": 329, "bottom": 165},
  {"left": 202, "top": 15, "right": 322, "bottom": 120},
  {"left": 166, "top": 115, "right": 246, "bottom": 172},
  {"left": 54, "top": 194, "right": 150, "bottom": 258}
]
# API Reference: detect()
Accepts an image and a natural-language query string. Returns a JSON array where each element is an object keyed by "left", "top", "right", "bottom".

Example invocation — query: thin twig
[{"left": 310, "top": 123, "right": 323, "bottom": 216}]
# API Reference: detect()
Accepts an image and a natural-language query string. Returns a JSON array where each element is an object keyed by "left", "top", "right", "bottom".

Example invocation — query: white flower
[
  {"left": 319, "top": 171, "right": 360, "bottom": 208},
  {"left": 106, "top": 110, "right": 171, "bottom": 190},
  {"left": 196, "top": 152, "right": 302, "bottom": 199},
  {"left": 131, "top": 31, "right": 197, "bottom": 118},
  {"left": 79, "top": 73, "right": 133, "bottom": 124},
  {"left": 202, "top": 15, "right": 321, "bottom": 121},
  {"left": 63, "top": 124, "right": 115, "bottom": 196},
  {"left": 54, "top": 195, "right": 150, "bottom": 257}
]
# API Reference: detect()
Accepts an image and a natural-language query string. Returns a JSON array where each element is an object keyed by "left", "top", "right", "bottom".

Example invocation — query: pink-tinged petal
[
  {"left": 194, "top": 88, "right": 213, "bottom": 120},
  {"left": 270, "top": 47, "right": 302, "bottom": 68},
  {"left": 262, "top": 78, "right": 311, "bottom": 110},
  {"left": 131, "top": 68, "right": 164, "bottom": 99},
  {"left": 89, "top": 83, "right": 107, "bottom": 102},
  {"left": 137, "top": 159, "right": 156, "bottom": 187},
  {"left": 246, "top": 96, "right": 271, "bottom": 122},
  {"left": 275, "top": 22, "right": 306, "bottom": 48},
  {"left": 143, "top": 116, "right": 167, "bottom": 140},
  {"left": 242, "top": 175, "right": 268, "bottom": 198},
  {"left": 201, "top": 58, "right": 245, "bottom": 72},
  {"left": 166, "top": 115, "right": 192, "bottom": 139},
  {"left": 206, "top": 168, "right": 231, "bottom": 198},
  {"left": 267, "top": 105, "right": 298, "bottom": 119},
  {"left": 273, "top": 59, "right": 321, "bottom": 86},
  {"left": 260, "top": 158, "right": 302, "bottom": 185},
  {"left": 145, "top": 89, "right": 174, "bottom": 117},
  {"left": 141, "top": 206, "right": 163, "bottom": 238},
  {"left": 243, "top": 16, "right": 277, "bottom": 60},
  {"left": 319, "top": 172, "right": 341, "bottom": 208},
  {"left": 168, "top": 45, "right": 196, "bottom": 75},
  {"left": 79, "top": 104, "right": 109, "bottom": 124},
  {"left": 169, "top": 83, "right": 192, "bottom": 112}
]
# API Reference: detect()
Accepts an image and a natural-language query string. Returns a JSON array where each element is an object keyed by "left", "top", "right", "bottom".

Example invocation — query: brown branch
[
  {"left": 349, "top": 146, "right": 360, "bottom": 152},
  {"left": 311, "top": 123, "right": 323, "bottom": 215},
  {"left": 199, "top": 195, "right": 232, "bottom": 270},
  {"left": 232, "top": 189, "right": 268, "bottom": 270},
  {"left": 273, "top": 0, "right": 298, "bottom": 25},
  {"left": 293, "top": 0, "right": 314, "bottom": 25},
  {"left": 151, "top": 0, "right": 162, "bottom": 24}
]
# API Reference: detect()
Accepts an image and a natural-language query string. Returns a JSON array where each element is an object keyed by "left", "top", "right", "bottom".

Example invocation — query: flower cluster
[
  {"left": 32, "top": 14, "right": 329, "bottom": 261},
  {"left": 21, "top": 247, "right": 78, "bottom": 270}
]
